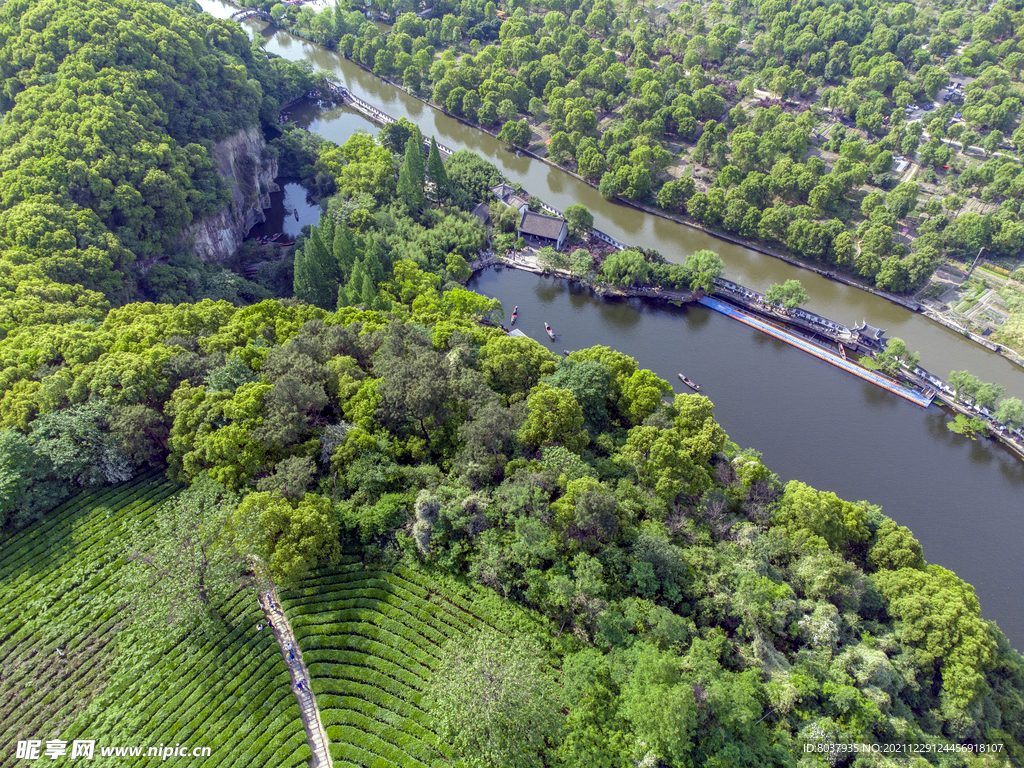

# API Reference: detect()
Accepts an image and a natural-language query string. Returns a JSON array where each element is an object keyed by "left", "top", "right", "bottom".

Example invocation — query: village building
[
  {"left": 491, "top": 183, "right": 529, "bottom": 215},
  {"left": 471, "top": 202, "right": 491, "bottom": 227},
  {"left": 852, "top": 320, "right": 888, "bottom": 352},
  {"left": 518, "top": 210, "right": 568, "bottom": 250}
]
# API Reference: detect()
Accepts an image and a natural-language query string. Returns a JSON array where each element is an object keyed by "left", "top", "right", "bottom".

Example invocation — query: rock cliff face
[{"left": 183, "top": 126, "right": 278, "bottom": 262}]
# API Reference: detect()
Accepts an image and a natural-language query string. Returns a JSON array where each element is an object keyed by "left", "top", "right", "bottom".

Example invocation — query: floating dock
[{"left": 698, "top": 297, "right": 934, "bottom": 408}]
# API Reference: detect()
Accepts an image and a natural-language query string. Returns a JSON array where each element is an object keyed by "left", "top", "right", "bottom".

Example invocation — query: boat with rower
[
  {"left": 678, "top": 374, "right": 700, "bottom": 391},
  {"left": 544, "top": 322, "right": 555, "bottom": 340},
  {"left": 510, "top": 306, "right": 518, "bottom": 325}
]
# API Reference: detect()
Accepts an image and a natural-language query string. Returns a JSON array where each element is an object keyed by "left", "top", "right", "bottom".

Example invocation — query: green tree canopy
[
  {"left": 232, "top": 490, "right": 341, "bottom": 583},
  {"left": 763, "top": 279, "right": 809, "bottom": 310},
  {"left": 426, "top": 629, "right": 563, "bottom": 768}
]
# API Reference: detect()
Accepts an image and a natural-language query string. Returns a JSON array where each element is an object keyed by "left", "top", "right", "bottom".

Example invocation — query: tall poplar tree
[
  {"left": 427, "top": 137, "right": 450, "bottom": 205},
  {"left": 294, "top": 217, "right": 341, "bottom": 310},
  {"left": 332, "top": 220, "right": 359, "bottom": 283},
  {"left": 338, "top": 256, "right": 378, "bottom": 309},
  {"left": 363, "top": 240, "right": 386, "bottom": 285},
  {"left": 397, "top": 129, "right": 426, "bottom": 214}
]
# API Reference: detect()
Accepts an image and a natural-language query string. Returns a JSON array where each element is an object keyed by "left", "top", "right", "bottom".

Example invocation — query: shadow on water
[
  {"left": 999, "top": 453, "right": 1024, "bottom": 484},
  {"left": 968, "top": 438, "right": 996, "bottom": 467},
  {"left": 595, "top": 298, "right": 642, "bottom": 331},
  {"left": 860, "top": 380, "right": 902, "bottom": 411},
  {"left": 468, "top": 266, "right": 1024, "bottom": 650},
  {"left": 534, "top": 275, "right": 567, "bottom": 304},
  {"left": 246, "top": 181, "right": 321, "bottom": 240},
  {"left": 751, "top": 330, "right": 789, "bottom": 353}
]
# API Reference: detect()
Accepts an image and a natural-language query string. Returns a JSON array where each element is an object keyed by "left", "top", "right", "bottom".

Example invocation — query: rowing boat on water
[
  {"left": 544, "top": 322, "right": 555, "bottom": 340},
  {"left": 678, "top": 374, "right": 700, "bottom": 391},
  {"left": 510, "top": 306, "right": 518, "bottom": 325}
]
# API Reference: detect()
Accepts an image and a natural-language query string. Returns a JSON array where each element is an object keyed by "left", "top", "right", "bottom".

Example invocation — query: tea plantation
[
  {"left": 0, "top": 475, "right": 309, "bottom": 768},
  {"left": 280, "top": 558, "right": 560, "bottom": 768}
]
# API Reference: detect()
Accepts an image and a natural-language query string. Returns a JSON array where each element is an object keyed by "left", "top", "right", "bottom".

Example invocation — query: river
[{"left": 197, "top": 0, "right": 1024, "bottom": 650}]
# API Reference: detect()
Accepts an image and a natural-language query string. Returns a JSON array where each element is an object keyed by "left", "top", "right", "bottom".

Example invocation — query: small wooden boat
[
  {"left": 544, "top": 322, "right": 555, "bottom": 340},
  {"left": 678, "top": 374, "right": 700, "bottom": 391},
  {"left": 563, "top": 350, "right": 570, "bottom": 356},
  {"left": 268, "top": 232, "right": 282, "bottom": 242},
  {"left": 510, "top": 306, "right": 518, "bottom": 325},
  {"left": 279, "top": 241, "right": 296, "bottom": 246},
  {"left": 294, "top": 209, "right": 300, "bottom": 220}
]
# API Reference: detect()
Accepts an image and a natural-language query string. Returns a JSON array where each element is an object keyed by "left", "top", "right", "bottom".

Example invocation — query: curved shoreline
[
  {"left": 240, "top": 7, "right": 1024, "bottom": 370},
  {"left": 334, "top": 56, "right": 1024, "bottom": 370}
]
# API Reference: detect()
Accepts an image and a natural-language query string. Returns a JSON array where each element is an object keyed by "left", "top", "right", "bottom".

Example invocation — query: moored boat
[
  {"left": 544, "top": 322, "right": 555, "bottom": 340},
  {"left": 563, "top": 350, "right": 570, "bottom": 356},
  {"left": 678, "top": 374, "right": 700, "bottom": 391}
]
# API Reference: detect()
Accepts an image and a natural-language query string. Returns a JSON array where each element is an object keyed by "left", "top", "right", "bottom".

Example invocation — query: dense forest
[
  {"left": 268, "top": 0, "right": 1024, "bottom": 297},
  {"left": 3, "top": 0, "right": 1024, "bottom": 766},
  {"left": 0, "top": 0, "right": 319, "bottom": 323}
]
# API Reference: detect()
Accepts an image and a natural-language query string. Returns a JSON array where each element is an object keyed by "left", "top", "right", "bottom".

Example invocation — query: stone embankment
[{"left": 922, "top": 306, "right": 1024, "bottom": 369}]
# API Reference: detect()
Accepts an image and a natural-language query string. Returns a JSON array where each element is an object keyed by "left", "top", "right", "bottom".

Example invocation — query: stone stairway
[{"left": 260, "top": 587, "right": 332, "bottom": 768}]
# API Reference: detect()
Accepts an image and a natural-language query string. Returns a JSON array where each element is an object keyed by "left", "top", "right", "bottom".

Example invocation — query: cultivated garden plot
[
  {"left": 280, "top": 557, "right": 559, "bottom": 768},
  {"left": 0, "top": 475, "right": 308, "bottom": 768}
]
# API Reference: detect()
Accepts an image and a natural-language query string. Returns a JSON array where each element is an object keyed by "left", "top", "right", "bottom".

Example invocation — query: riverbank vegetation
[
  {"left": 4, "top": 0, "right": 1024, "bottom": 764},
  {"left": 0, "top": 0, "right": 320, "bottom": 319},
  {"left": 267, "top": 0, "right": 1024, "bottom": 298}
]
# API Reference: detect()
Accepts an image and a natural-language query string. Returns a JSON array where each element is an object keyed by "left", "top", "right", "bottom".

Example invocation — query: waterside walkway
[{"left": 699, "top": 297, "right": 935, "bottom": 408}]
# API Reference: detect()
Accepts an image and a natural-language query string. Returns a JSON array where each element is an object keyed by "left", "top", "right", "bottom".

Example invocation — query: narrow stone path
[{"left": 259, "top": 586, "right": 331, "bottom": 768}]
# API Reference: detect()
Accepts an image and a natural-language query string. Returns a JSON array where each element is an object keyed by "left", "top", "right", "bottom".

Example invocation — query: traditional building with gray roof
[{"left": 518, "top": 210, "right": 568, "bottom": 250}]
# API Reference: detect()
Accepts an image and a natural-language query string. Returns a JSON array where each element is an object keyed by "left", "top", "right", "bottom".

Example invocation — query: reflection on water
[
  {"left": 196, "top": 0, "right": 1024, "bottom": 650},
  {"left": 247, "top": 182, "right": 321, "bottom": 240},
  {"left": 287, "top": 101, "right": 377, "bottom": 147},
  {"left": 470, "top": 266, "right": 1024, "bottom": 650}
]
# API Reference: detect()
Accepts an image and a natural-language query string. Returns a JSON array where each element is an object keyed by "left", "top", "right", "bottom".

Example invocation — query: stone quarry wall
[{"left": 183, "top": 126, "right": 278, "bottom": 262}]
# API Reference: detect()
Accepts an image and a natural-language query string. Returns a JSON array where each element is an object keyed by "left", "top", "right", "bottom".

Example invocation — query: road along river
[{"left": 198, "top": 0, "right": 1024, "bottom": 649}]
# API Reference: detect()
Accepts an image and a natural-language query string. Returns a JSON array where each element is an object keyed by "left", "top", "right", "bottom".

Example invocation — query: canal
[
  {"left": 471, "top": 268, "right": 1024, "bottom": 648},
  {"left": 197, "top": 0, "right": 1024, "bottom": 649}
]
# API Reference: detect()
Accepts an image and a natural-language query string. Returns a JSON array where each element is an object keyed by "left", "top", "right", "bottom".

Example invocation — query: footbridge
[
  {"left": 321, "top": 82, "right": 455, "bottom": 157},
  {"left": 698, "top": 296, "right": 935, "bottom": 407},
  {"left": 230, "top": 8, "right": 273, "bottom": 23}
]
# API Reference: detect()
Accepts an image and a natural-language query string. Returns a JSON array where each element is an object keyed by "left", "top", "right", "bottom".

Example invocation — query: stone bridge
[
  {"left": 230, "top": 8, "right": 274, "bottom": 23},
  {"left": 322, "top": 82, "right": 455, "bottom": 158}
]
